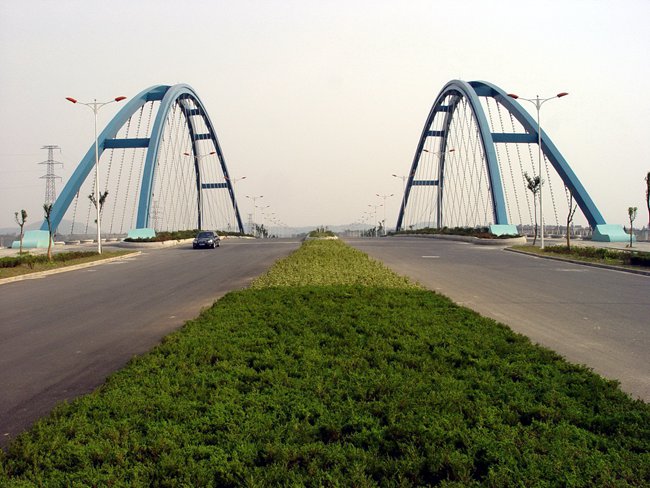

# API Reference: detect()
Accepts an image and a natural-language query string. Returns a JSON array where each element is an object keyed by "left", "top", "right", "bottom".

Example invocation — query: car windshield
[{"left": 197, "top": 232, "right": 213, "bottom": 238}]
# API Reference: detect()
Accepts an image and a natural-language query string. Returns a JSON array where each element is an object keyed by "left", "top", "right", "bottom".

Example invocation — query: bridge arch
[
  {"left": 397, "top": 79, "right": 624, "bottom": 241},
  {"left": 40, "top": 84, "right": 244, "bottom": 237}
]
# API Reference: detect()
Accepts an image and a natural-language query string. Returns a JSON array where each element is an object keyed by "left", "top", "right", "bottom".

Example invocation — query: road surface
[
  {"left": 347, "top": 237, "right": 650, "bottom": 402},
  {"left": 0, "top": 239, "right": 300, "bottom": 447}
]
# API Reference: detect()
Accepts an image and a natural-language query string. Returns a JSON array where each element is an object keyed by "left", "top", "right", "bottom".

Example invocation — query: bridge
[
  {"left": 21, "top": 84, "right": 245, "bottom": 247},
  {"left": 396, "top": 80, "right": 627, "bottom": 242},
  {"left": 19, "top": 80, "right": 627, "bottom": 247}
]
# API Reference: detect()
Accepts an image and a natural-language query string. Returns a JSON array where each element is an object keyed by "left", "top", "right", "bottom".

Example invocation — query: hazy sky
[{"left": 1, "top": 0, "right": 649, "bottom": 230}]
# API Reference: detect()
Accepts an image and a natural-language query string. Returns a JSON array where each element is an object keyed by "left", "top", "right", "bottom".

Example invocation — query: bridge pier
[{"left": 592, "top": 224, "right": 635, "bottom": 243}]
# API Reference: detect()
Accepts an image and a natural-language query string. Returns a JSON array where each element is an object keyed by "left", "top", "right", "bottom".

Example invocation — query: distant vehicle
[{"left": 193, "top": 231, "right": 220, "bottom": 249}]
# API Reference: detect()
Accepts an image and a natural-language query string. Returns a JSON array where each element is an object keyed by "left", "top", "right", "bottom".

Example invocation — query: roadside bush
[
  {"left": 629, "top": 253, "right": 650, "bottom": 267},
  {"left": 308, "top": 226, "right": 336, "bottom": 238},
  {"left": 544, "top": 245, "right": 650, "bottom": 267},
  {"left": 0, "top": 251, "right": 97, "bottom": 269}
]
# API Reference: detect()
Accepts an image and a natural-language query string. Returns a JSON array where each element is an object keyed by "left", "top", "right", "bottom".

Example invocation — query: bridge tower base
[
  {"left": 592, "top": 224, "right": 634, "bottom": 243},
  {"left": 12, "top": 230, "right": 52, "bottom": 249}
]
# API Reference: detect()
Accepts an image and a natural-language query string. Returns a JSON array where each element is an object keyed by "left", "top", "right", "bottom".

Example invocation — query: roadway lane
[
  {"left": 0, "top": 239, "right": 300, "bottom": 447},
  {"left": 347, "top": 237, "right": 650, "bottom": 402}
]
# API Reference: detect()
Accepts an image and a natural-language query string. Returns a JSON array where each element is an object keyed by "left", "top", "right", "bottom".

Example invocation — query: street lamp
[
  {"left": 507, "top": 91, "right": 568, "bottom": 249},
  {"left": 66, "top": 95, "right": 127, "bottom": 254},
  {"left": 422, "top": 148, "right": 455, "bottom": 155},
  {"left": 183, "top": 151, "right": 216, "bottom": 230},
  {"left": 246, "top": 195, "right": 263, "bottom": 235},
  {"left": 376, "top": 193, "right": 394, "bottom": 235},
  {"left": 422, "top": 148, "right": 455, "bottom": 228},
  {"left": 257, "top": 205, "right": 270, "bottom": 237},
  {"left": 392, "top": 173, "right": 410, "bottom": 231},
  {"left": 225, "top": 175, "right": 247, "bottom": 196},
  {"left": 368, "top": 203, "right": 383, "bottom": 237}
]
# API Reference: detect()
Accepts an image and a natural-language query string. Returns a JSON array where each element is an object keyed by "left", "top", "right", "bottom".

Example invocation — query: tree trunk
[{"left": 532, "top": 202, "right": 538, "bottom": 246}]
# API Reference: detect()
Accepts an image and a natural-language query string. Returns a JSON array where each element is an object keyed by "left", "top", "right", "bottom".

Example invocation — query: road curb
[
  {"left": 505, "top": 248, "right": 650, "bottom": 277},
  {"left": 0, "top": 252, "right": 142, "bottom": 286}
]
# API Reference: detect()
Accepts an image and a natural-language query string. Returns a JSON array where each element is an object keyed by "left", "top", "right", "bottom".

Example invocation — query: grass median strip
[
  {"left": 0, "top": 251, "right": 134, "bottom": 279},
  {"left": 1, "top": 240, "right": 649, "bottom": 486}
]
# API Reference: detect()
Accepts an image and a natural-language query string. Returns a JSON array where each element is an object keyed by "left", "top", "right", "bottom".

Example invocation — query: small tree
[
  {"left": 627, "top": 207, "right": 637, "bottom": 248},
  {"left": 524, "top": 172, "right": 542, "bottom": 245},
  {"left": 88, "top": 190, "right": 109, "bottom": 223},
  {"left": 14, "top": 209, "right": 27, "bottom": 254},
  {"left": 254, "top": 223, "right": 268, "bottom": 239},
  {"left": 565, "top": 190, "right": 577, "bottom": 250},
  {"left": 43, "top": 203, "right": 54, "bottom": 261}
]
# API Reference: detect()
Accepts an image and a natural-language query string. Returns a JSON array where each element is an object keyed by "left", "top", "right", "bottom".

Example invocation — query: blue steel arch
[
  {"left": 41, "top": 84, "right": 244, "bottom": 234},
  {"left": 397, "top": 79, "right": 607, "bottom": 233},
  {"left": 469, "top": 80, "right": 605, "bottom": 229}
]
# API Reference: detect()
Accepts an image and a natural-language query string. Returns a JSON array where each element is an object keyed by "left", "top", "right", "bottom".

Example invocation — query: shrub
[
  {"left": 0, "top": 252, "right": 97, "bottom": 269},
  {"left": 543, "top": 245, "right": 650, "bottom": 267}
]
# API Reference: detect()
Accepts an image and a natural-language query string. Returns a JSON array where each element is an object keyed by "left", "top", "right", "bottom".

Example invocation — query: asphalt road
[
  {"left": 0, "top": 238, "right": 300, "bottom": 447},
  {"left": 346, "top": 237, "right": 650, "bottom": 402}
]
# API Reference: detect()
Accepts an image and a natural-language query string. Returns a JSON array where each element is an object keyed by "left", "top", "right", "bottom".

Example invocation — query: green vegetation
[
  {"left": 252, "top": 240, "right": 416, "bottom": 289},
  {"left": 0, "top": 251, "right": 133, "bottom": 279},
  {"left": 125, "top": 229, "right": 249, "bottom": 242},
  {"left": 307, "top": 226, "right": 337, "bottom": 238},
  {"left": 2, "top": 240, "right": 649, "bottom": 486},
  {"left": 13, "top": 209, "right": 27, "bottom": 254},
  {"left": 514, "top": 244, "right": 650, "bottom": 268},
  {"left": 394, "top": 226, "right": 519, "bottom": 239}
]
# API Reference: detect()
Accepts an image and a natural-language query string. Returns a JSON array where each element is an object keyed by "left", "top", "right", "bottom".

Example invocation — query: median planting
[{"left": 1, "top": 240, "right": 648, "bottom": 486}]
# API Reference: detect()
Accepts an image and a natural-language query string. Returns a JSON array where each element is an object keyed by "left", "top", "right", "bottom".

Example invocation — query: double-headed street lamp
[
  {"left": 507, "top": 91, "right": 568, "bottom": 249},
  {"left": 391, "top": 173, "right": 409, "bottom": 230},
  {"left": 376, "top": 193, "right": 394, "bottom": 235},
  {"left": 246, "top": 195, "right": 263, "bottom": 235},
  {"left": 183, "top": 151, "right": 216, "bottom": 230},
  {"left": 225, "top": 175, "right": 247, "bottom": 195},
  {"left": 368, "top": 203, "right": 383, "bottom": 236},
  {"left": 66, "top": 95, "right": 127, "bottom": 254}
]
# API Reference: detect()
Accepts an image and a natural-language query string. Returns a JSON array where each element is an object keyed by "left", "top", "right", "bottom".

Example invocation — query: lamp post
[
  {"left": 507, "top": 91, "right": 568, "bottom": 249},
  {"left": 225, "top": 175, "right": 247, "bottom": 196},
  {"left": 423, "top": 148, "right": 455, "bottom": 228},
  {"left": 223, "top": 175, "right": 245, "bottom": 232},
  {"left": 392, "top": 172, "right": 414, "bottom": 231},
  {"left": 257, "top": 204, "right": 270, "bottom": 237},
  {"left": 184, "top": 151, "right": 216, "bottom": 230},
  {"left": 246, "top": 195, "right": 263, "bottom": 235},
  {"left": 368, "top": 204, "right": 382, "bottom": 237},
  {"left": 376, "top": 193, "right": 394, "bottom": 235},
  {"left": 66, "top": 95, "right": 127, "bottom": 254}
]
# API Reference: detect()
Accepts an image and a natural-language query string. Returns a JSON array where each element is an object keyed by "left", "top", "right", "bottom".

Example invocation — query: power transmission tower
[{"left": 40, "top": 145, "right": 63, "bottom": 204}]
